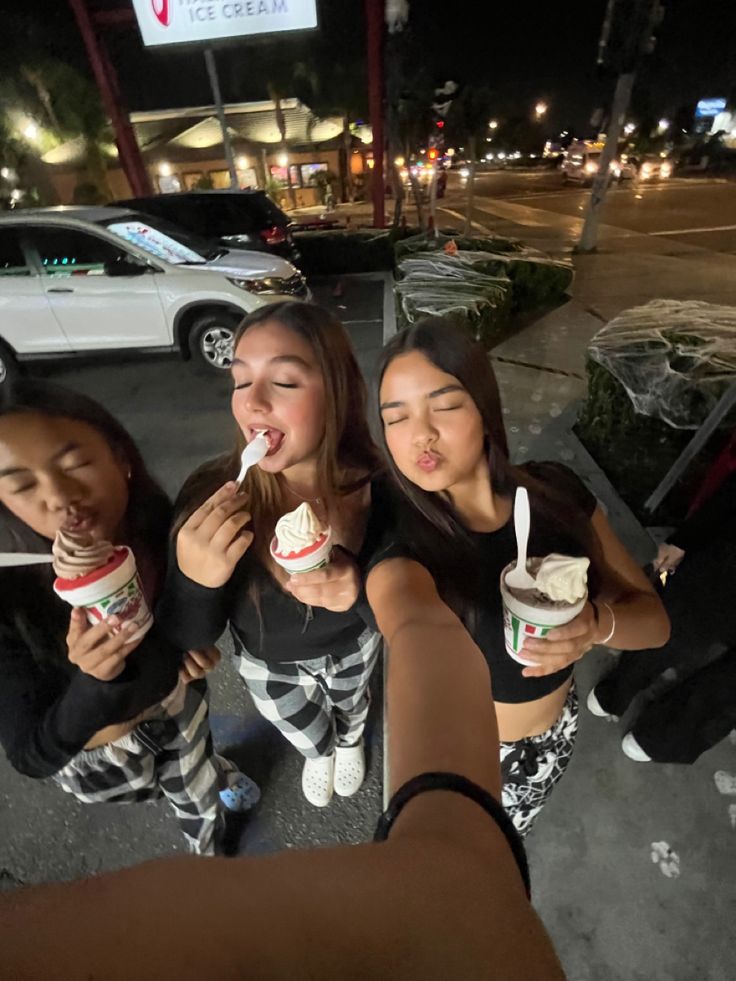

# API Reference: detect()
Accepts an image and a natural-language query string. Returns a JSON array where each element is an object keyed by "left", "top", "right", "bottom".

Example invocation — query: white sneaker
[
  {"left": 587, "top": 687, "right": 618, "bottom": 720},
  {"left": 622, "top": 732, "right": 652, "bottom": 762},
  {"left": 302, "top": 754, "right": 335, "bottom": 807},
  {"left": 334, "top": 741, "right": 366, "bottom": 798}
]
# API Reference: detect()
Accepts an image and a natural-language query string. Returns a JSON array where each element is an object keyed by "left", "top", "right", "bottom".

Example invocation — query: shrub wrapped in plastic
[
  {"left": 395, "top": 243, "right": 572, "bottom": 314},
  {"left": 394, "top": 250, "right": 512, "bottom": 344},
  {"left": 589, "top": 299, "right": 736, "bottom": 430}
]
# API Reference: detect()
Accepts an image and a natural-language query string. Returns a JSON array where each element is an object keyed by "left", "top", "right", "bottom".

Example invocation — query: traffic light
[
  {"left": 436, "top": 120, "right": 445, "bottom": 129},
  {"left": 428, "top": 148, "right": 438, "bottom": 161}
]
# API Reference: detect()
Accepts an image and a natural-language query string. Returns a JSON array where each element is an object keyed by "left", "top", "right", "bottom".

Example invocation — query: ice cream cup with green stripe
[{"left": 499, "top": 561, "right": 587, "bottom": 667}]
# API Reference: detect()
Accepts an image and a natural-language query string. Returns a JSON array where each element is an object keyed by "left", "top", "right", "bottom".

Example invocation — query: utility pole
[{"left": 578, "top": 0, "right": 665, "bottom": 252}]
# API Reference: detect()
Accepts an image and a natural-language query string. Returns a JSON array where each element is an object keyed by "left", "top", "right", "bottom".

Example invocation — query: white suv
[{"left": 0, "top": 206, "right": 310, "bottom": 383}]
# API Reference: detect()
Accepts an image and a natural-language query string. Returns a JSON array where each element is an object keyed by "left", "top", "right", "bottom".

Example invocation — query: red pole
[
  {"left": 68, "top": 0, "right": 152, "bottom": 197},
  {"left": 365, "top": 0, "right": 385, "bottom": 228}
]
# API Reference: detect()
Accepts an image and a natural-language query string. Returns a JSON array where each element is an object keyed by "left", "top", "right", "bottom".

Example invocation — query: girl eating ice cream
[
  {"left": 0, "top": 380, "right": 259, "bottom": 855},
  {"left": 366, "top": 318, "right": 670, "bottom": 834},
  {"left": 158, "top": 302, "right": 386, "bottom": 808}
]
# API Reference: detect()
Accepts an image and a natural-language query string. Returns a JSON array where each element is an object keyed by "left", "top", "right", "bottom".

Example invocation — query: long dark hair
[
  {"left": 0, "top": 379, "right": 172, "bottom": 669},
  {"left": 173, "top": 301, "right": 382, "bottom": 570},
  {"left": 375, "top": 317, "right": 603, "bottom": 614}
]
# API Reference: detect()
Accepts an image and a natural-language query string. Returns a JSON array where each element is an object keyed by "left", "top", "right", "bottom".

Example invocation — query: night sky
[{"left": 5, "top": 0, "right": 736, "bottom": 132}]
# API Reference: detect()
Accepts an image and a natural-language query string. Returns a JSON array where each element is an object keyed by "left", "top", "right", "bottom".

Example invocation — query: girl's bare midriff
[{"left": 495, "top": 677, "right": 572, "bottom": 742}]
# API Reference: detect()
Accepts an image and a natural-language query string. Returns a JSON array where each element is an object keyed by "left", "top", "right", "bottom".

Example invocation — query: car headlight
[
  {"left": 660, "top": 162, "right": 672, "bottom": 178},
  {"left": 641, "top": 164, "right": 653, "bottom": 178},
  {"left": 584, "top": 161, "right": 598, "bottom": 174},
  {"left": 228, "top": 277, "right": 286, "bottom": 294}
]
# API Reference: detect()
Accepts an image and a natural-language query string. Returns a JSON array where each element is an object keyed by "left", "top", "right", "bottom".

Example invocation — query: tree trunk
[
  {"left": 270, "top": 85, "right": 297, "bottom": 210},
  {"left": 342, "top": 115, "right": 355, "bottom": 203},
  {"left": 464, "top": 135, "right": 477, "bottom": 235}
]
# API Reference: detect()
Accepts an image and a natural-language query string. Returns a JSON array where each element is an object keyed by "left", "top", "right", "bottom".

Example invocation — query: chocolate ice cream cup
[
  {"left": 53, "top": 546, "right": 153, "bottom": 643},
  {"left": 500, "top": 560, "right": 587, "bottom": 666}
]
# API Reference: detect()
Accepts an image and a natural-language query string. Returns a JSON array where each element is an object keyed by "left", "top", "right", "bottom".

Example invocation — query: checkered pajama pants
[
  {"left": 500, "top": 682, "right": 579, "bottom": 838},
  {"left": 52, "top": 678, "right": 232, "bottom": 856},
  {"left": 237, "top": 627, "right": 381, "bottom": 759}
]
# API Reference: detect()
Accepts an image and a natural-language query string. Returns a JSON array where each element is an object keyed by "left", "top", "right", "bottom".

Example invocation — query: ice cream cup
[
  {"left": 53, "top": 546, "right": 153, "bottom": 643},
  {"left": 270, "top": 526, "right": 333, "bottom": 575},
  {"left": 500, "top": 560, "right": 587, "bottom": 666}
]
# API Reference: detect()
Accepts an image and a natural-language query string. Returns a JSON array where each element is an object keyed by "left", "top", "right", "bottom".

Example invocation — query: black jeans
[{"left": 595, "top": 537, "right": 736, "bottom": 764}]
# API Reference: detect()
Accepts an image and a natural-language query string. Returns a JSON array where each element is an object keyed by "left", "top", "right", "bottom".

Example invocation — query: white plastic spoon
[
  {"left": 235, "top": 433, "right": 269, "bottom": 488},
  {"left": 0, "top": 553, "right": 55, "bottom": 568},
  {"left": 504, "top": 486, "right": 537, "bottom": 590}
]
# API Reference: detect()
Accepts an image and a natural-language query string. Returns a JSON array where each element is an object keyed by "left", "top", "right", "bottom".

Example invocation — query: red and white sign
[{"left": 131, "top": 0, "right": 317, "bottom": 47}]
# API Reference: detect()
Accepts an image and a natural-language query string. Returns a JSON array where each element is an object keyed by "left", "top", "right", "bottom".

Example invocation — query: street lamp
[
  {"left": 657, "top": 118, "right": 670, "bottom": 134},
  {"left": 624, "top": 122, "right": 636, "bottom": 136},
  {"left": 488, "top": 119, "right": 498, "bottom": 130},
  {"left": 277, "top": 153, "right": 289, "bottom": 168},
  {"left": 22, "top": 122, "right": 38, "bottom": 141},
  {"left": 237, "top": 156, "right": 249, "bottom": 170},
  {"left": 534, "top": 102, "right": 548, "bottom": 118}
]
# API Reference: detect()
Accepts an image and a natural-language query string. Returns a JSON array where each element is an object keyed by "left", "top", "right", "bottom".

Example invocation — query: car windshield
[{"left": 100, "top": 213, "right": 226, "bottom": 264}]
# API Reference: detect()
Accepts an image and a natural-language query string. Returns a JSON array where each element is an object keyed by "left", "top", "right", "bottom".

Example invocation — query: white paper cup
[
  {"left": 53, "top": 546, "right": 153, "bottom": 643},
  {"left": 500, "top": 560, "right": 587, "bottom": 666},
  {"left": 270, "top": 527, "right": 333, "bottom": 575}
]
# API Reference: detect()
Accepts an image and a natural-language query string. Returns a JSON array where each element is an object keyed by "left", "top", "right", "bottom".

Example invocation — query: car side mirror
[{"left": 104, "top": 256, "right": 148, "bottom": 277}]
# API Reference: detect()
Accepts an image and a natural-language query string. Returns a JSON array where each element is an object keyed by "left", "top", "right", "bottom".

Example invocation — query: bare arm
[
  {"left": 366, "top": 556, "right": 501, "bottom": 801},
  {"left": 0, "top": 561, "right": 564, "bottom": 981}
]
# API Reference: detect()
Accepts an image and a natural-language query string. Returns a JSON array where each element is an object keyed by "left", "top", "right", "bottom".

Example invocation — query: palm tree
[{"left": 447, "top": 85, "right": 495, "bottom": 234}]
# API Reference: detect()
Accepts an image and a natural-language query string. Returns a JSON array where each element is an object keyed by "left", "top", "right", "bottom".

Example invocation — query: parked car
[
  {"left": 0, "top": 206, "right": 310, "bottom": 381},
  {"left": 113, "top": 190, "right": 300, "bottom": 264}
]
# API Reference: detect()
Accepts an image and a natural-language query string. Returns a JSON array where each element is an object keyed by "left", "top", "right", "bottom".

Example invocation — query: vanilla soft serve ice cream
[
  {"left": 270, "top": 502, "right": 333, "bottom": 574},
  {"left": 534, "top": 554, "right": 590, "bottom": 604}
]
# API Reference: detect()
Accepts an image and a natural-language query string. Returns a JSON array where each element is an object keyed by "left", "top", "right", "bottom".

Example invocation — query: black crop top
[
  {"left": 369, "top": 462, "right": 598, "bottom": 704},
  {"left": 157, "top": 478, "right": 392, "bottom": 663}
]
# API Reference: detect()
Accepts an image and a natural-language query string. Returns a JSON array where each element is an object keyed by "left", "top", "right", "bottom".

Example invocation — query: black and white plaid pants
[
  {"left": 237, "top": 627, "right": 381, "bottom": 759},
  {"left": 52, "top": 678, "right": 231, "bottom": 855}
]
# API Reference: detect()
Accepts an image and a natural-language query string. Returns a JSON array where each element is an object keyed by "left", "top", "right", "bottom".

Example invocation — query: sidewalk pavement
[{"left": 475, "top": 201, "right": 736, "bottom": 981}]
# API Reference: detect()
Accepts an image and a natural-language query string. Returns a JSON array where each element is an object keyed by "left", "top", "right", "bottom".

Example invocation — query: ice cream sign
[{"left": 131, "top": 0, "right": 318, "bottom": 46}]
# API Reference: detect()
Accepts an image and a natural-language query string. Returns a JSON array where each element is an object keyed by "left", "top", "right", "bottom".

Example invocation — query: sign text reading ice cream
[{"left": 131, "top": 0, "right": 318, "bottom": 47}]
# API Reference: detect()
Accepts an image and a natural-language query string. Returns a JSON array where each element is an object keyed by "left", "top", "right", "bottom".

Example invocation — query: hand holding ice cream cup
[
  {"left": 500, "top": 553, "right": 591, "bottom": 673},
  {"left": 271, "top": 502, "right": 360, "bottom": 612},
  {"left": 52, "top": 529, "right": 153, "bottom": 643}
]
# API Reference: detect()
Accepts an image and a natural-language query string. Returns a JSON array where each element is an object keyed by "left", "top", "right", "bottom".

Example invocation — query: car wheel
[
  {"left": 0, "top": 341, "right": 20, "bottom": 387},
  {"left": 189, "top": 312, "right": 242, "bottom": 372}
]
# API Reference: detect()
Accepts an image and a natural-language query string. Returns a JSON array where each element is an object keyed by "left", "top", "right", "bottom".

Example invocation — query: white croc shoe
[
  {"left": 302, "top": 754, "right": 335, "bottom": 807},
  {"left": 334, "top": 741, "right": 366, "bottom": 798}
]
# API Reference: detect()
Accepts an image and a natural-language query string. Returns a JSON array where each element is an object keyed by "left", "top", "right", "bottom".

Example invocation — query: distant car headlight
[
  {"left": 228, "top": 277, "right": 287, "bottom": 294},
  {"left": 459, "top": 167, "right": 470, "bottom": 178},
  {"left": 640, "top": 164, "right": 653, "bottom": 179},
  {"left": 660, "top": 162, "right": 672, "bottom": 178}
]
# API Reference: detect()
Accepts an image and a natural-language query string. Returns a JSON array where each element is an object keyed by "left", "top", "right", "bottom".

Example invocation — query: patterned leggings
[
  {"left": 52, "top": 679, "right": 234, "bottom": 855},
  {"left": 500, "top": 683, "right": 579, "bottom": 837}
]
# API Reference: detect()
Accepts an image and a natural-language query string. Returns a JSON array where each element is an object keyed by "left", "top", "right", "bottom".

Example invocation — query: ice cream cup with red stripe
[
  {"left": 499, "top": 561, "right": 587, "bottom": 666},
  {"left": 53, "top": 546, "right": 153, "bottom": 643},
  {"left": 270, "top": 526, "right": 333, "bottom": 575}
]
